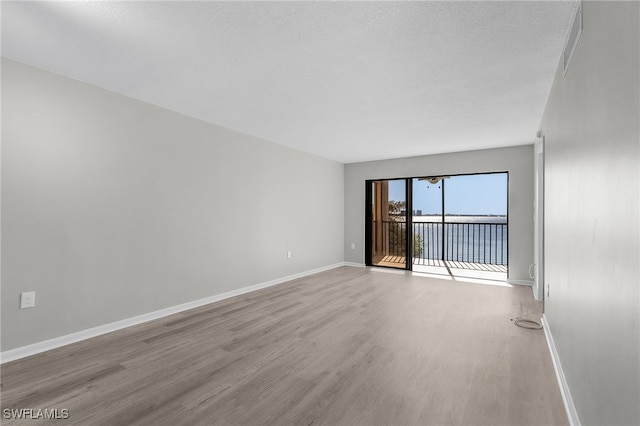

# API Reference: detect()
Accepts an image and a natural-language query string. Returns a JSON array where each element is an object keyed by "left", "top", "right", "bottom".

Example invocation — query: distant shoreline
[
  {"left": 412, "top": 214, "right": 506, "bottom": 217},
  {"left": 409, "top": 214, "right": 507, "bottom": 223}
]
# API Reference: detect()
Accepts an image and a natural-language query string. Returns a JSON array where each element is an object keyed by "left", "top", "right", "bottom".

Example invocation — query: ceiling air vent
[{"left": 563, "top": 1, "right": 583, "bottom": 77}]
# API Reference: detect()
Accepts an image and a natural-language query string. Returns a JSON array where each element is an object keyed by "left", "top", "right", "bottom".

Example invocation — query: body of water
[
  {"left": 413, "top": 217, "right": 507, "bottom": 264},
  {"left": 384, "top": 215, "right": 508, "bottom": 265}
]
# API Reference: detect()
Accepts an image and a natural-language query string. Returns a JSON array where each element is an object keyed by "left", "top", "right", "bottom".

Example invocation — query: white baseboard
[
  {"left": 343, "top": 262, "right": 366, "bottom": 268},
  {"left": 0, "top": 262, "right": 349, "bottom": 364},
  {"left": 507, "top": 278, "right": 534, "bottom": 286},
  {"left": 541, "top": 314, "right": 581, "bottom": 426}
]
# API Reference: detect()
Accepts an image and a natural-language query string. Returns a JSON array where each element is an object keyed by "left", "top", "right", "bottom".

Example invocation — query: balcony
[{"left": 372, "top": 219, "right": 508, "bottom": 282}]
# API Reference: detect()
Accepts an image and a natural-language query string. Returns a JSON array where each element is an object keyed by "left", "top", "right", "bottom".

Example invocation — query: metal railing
[
  {"left": 373, "top": 220, "right": 507, "bottom": 265},
  {"left": 372, "top": 220, "right": 407, "bottom": 258}
]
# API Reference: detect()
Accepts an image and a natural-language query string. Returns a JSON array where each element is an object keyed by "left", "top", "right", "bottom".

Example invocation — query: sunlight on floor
[
  {"left": 413, "top": 259, "right": 509, "bottom": 287},
  {"left": 413, "top": 263, "right": 510, "bottom": 287},
  {"left": 370, "top": 261, "right": 512, "bottom": 288},
  {"left": 411, "top": 269, "right": 512, "bottom": 287}
]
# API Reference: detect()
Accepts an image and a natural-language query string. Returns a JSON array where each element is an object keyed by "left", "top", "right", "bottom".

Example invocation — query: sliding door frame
[
  {"left": 365, "top": 179, "right": 413, "bottom": 270},
  {"left": 365, "top": 171, "right": 509, "bottom": 271},
  {"left": 365, "top": 181, "right": 373, "bottom": 266},
  {"left": 405, "top": 178, "right": 413, "bottom": 269}
]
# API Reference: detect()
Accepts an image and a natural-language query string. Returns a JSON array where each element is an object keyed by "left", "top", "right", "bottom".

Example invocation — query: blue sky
[{"left": 388, "top": 173, "right": 507, "bottom": 216}]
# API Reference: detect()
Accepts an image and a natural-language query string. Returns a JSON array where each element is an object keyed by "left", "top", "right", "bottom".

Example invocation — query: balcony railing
[{"left": 373, "top": 220, "right": 507, "bottom": 266}]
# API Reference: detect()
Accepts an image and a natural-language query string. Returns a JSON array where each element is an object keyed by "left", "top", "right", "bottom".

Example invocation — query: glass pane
[
  {"left": 444, "top": 173, "right": 508, "bottom": 265},
  {"left": 371, "top": 179, "right": 407, "bottom": 269},
  {"left": 412, "top": 178, "right": 443, "bottom": 265},
  {"left": 444, "top": 174, "right": 507, "bottom": 218}
]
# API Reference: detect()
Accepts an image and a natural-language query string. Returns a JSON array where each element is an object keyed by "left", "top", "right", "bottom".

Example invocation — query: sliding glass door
[
  {"left": 365, "top": 179, "right": 410, "bottom": 269},
  {"left": 412, "top": 177, "right": 445, "bottom": 266},
  {"left": 366, "top": 172, "right": 508, "bottom": 271},
  {"left": 443, "top": 174, "right": 508, "bottom": 265}
]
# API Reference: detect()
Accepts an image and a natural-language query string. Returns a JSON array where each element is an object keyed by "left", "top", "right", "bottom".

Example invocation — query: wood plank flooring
[{"left": 1, "top": 266, "right": 567, "bottom": 425}]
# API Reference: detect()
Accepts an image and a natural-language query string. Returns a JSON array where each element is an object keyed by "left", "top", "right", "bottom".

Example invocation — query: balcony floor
[{"left": 372, "top": 255, "right": 508, "bottom": 286}]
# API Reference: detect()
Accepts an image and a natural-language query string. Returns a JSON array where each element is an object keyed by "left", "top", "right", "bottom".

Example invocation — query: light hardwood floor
[{"left": 1, "top": 266, "right": 567, "bottom": 425}]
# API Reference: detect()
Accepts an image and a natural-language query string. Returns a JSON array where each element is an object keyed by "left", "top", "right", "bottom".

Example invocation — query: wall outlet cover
[{"left": 20, "top": 291, "right": 36, "bottom": 309}]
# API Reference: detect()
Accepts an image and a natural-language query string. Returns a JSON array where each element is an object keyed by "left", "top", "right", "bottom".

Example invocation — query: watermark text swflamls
[{"left": 3, "top": 408, "right": 70, "bottom": 420}]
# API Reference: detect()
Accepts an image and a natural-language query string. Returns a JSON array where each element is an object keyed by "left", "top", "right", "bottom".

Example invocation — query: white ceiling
[{"left": 1, "top": 1, "right": 577, "bottom": 164}]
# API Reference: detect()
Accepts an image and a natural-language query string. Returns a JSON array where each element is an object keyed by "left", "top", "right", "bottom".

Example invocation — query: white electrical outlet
[
  {"left": 20, "top": 291, "right": 36, "bottom": 309},
  {"left": 351, "top": 243, "right": 356, "bottom": 250},
  {"left": 287, "top": 251, "right": 292, "bottom": 259}
]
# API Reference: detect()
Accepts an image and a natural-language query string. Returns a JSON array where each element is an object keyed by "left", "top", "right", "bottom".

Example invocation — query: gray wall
[
  {"left": 344, "top": 145, "right": 534, "bottom": 281},
  {"left": 540, "top": 2, "right": 639, "bottom": 425},
  {"left": 1, "top": 59, "right": 345, "bottom": 351}
]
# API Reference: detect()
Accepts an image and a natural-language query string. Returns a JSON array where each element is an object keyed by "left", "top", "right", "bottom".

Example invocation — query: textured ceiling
[{"left": 1, "top": 1, "right": 577, "bottom": 163}]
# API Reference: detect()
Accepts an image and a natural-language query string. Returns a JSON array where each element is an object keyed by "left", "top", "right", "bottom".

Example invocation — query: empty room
[{"left": 1, "top": 1, "right": 638, "bottom": 426}]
